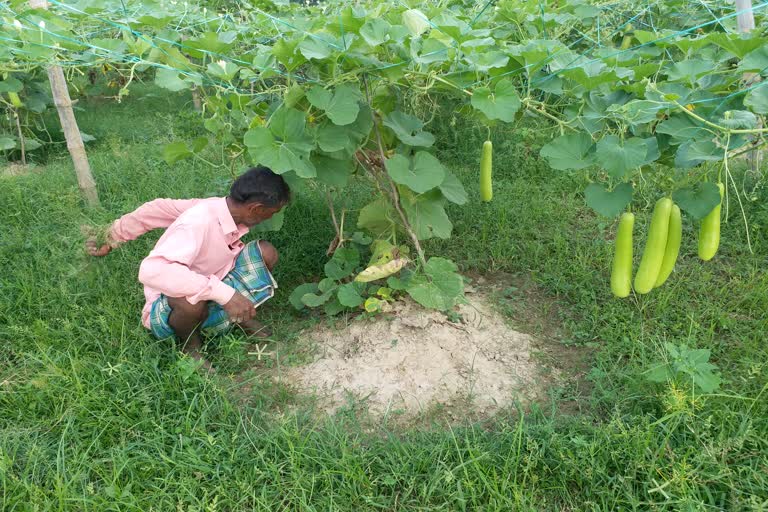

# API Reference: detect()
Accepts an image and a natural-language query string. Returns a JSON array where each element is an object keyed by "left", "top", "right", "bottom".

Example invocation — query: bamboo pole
[
  {"left": 29, "top": 0, "right": 100, "bottom": 206},
  {"left": 735, "top": 0, "right": 762, "bottom": 172},
  {"left": 735, "top": 0, "right": 755, "bottom": 32}
]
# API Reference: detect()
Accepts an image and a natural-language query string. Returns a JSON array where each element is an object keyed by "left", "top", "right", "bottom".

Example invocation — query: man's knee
[
  {"left": 258, "top": 240, "right": 279, "bottom": 271},
  {"left": 167, "top": 297, "right": 208, "bottom": 323}
]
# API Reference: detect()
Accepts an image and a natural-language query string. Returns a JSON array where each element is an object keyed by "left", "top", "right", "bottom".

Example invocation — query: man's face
[{"left": 245, "top": 203, "right": 284, "bottom": 227}]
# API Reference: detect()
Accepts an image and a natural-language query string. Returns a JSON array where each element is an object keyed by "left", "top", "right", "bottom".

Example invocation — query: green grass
[{"left": 1, "top": 85, "right": 767, "bottom": 510}]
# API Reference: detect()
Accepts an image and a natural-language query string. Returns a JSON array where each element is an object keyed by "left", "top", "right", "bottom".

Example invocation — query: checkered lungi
[{"left": 149, "top": 240, "right": 276, "bottom": 339}]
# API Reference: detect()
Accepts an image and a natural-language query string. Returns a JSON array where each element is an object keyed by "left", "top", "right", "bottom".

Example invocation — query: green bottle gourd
[
  {"left": 480, "top": 140, "right": 492, "bottom": 202},
  {"left": 654, "top": 204, "right": 682, "bottom": 288},
  {"left": 611, "top": 212, "right": 634, "bottom": 298},
  {"left": 634, "top": 197, "right": 673, "bottom": 294},
  {"left": 698, "top": 183, "right": 724, "bottom": 261},
  {"left": 7, "top": 92, "right": 22, "bottom": 109}
]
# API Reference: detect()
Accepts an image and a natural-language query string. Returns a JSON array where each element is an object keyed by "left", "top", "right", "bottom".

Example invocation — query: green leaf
[
  {"left": 283, "top": 84, "right": 305, "bottom": 108},
  {"left": 439, "top": 171, "right": 468, "bottom": 205},
  {"left": 540, "top": 132, "right": 595, "bottom": 170},
  {"left": 316, "top": 122, "right": 351, "bottom": 152},
  {"left": 641, "top": 137, "right": 660, "bottom": 165},
  {"left": 666, "top": 60, "right": 710, "bottom": 85},
  {"left": 0, "top": 136, "right": 17, "bottom": 150},
  {"left": 191, "top": 137, "right": 208, "bottom": 153},
  {"left": 692, "top": 369, "right": 721, "bottom": 393},
  {"left": 324, "top": 247, "right": 360, "bottom": 280},
  {"left": 358, "top": 199, "right": 397, "bottom": 236},
  {"left": 272, "top": 38, "right": 306, "bottom": 71},
  {"left": 584, "top": 182, "right": 633, "bottom": 218},
  {"left": 314, "top": 155, "right": 353, "bottom": 187},
  {"left": 252, "top": 209, "right": 285, "bottom": 233},
  {"left": 595, "top": 136, "right": 647, "bottom": 179},
  {"left": 23, "top": 139, "right": 42, "bottom": 151},
  {"left": 206, "top": 60, "right": 239, "bottom": 80},
  {"left": 324, "top": 297, "right": 347, "bottom": 316},
  {"left": 318, "top": 278, "right": 337, "bottom": 293},
  {"left": 347, "top": 104, "right": 374, "bottom": 141},
  {"left": 645, "top": 363, "right": 672, "bottom": 383},
  {"left": 401, "top": 189, "right": 452, "bottom": 240},
  {"left": 0, "top": 77, "right": 23, "bottom": 93},
  {"left": 351, "top": 232, "right": 373, "bottom": 246},
  {"left": 383, "top": 111, "right": 435, "bottom": 147},
  {"left": 708, "top": 33, "right": 766, "bottom": 59},
  {"left": 655, "top": 115, "right": 705, "bottom": 144},
  {"left": 360, "top": 19, "right": 391, "bottom": 46},
  {"left": 402, "top": 9, "right": 430, "bottom": 36},
  {"left": 244, "top": 107, "right": 315, "bottom": 177},
  {"left": 154, "top": 68, "right": 189, "bottom": 92},
  {"left": 609, "top": 99, "right": 665, "bottom": 125},
  {"left": 24, "top": 96, "right": 48, "bottom": 114},
  {"left": 289, "top": 283, "right": 319, "bottom": 310},
  {"left": 675, "top": 140, "right": 724, "bottom": 168},
  {"left": 470, "top": 79, "right": 520, "bottom": 122},
  {"left": 298, "top": 36, "right": 332, "bottom": 60},
  {"left": 162, "top": 141, "right": 192, "bottom": 165},
  {"left": 572, "top": 5, "right": 600, "bottom": 19},
  {"left": 744, "top": 85, "right": 768, "bottom": 114},
  {"left": 301, "top": 291, "right": 333, "bottom": 308},
  {"left": 387, "top": 274, "right": 410, "bottom": 291},
  {"left": 385, "top": 152, "right": 446, "bottom": 193},
  {"left": 183, "top": 31, "right": 235, "bottom": 59},
  {"left": 560, "top": 62, "right": 621, "bottom": 89},
  {"left": 406, "top": 257, "right": 464, "bottom": 311},
  {"left": 534, "top": 74, "right": 563, "bottom": 94},
  {"left": 306, "top": 84, "right": 361, "bottom": 126},
  {"left": 672, "top": 183, "right": 721, "bottom": 220},
  {"left": 718, "top": 110, "right": 757, "bottom": 129},
  {"left": 739, "top": 46, "right": 768, "bottom": 73},
  {"left": 465, "top": 51, "right": 510, "bottom": 72},
  {"left": 337, "top": 282, "right": 364, "bottom": 307}
]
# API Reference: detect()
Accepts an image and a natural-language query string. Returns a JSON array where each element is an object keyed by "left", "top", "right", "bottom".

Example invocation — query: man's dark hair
[{"left": 230, "top": 166, "right": 291, "bottom": 207}]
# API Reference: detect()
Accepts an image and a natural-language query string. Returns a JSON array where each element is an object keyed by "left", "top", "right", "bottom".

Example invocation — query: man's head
[{"left": 228, "top": 166, "right": 291, "bottom": 227}]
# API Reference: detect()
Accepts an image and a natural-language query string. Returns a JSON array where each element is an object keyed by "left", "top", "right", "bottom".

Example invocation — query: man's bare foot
[
  {"left": 237, "top": 318, "right": 273, "bottom": 338},
  {"left": 184, "top": 348, "right": 216, "bottom": 374}
]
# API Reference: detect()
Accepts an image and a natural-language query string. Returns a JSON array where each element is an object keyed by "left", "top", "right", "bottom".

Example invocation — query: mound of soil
[{"left": 279, "top": 294, "right": 556, "bottom": 420}]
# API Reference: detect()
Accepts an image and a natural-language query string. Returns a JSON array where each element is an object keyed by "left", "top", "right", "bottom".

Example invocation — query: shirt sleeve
[
  {"left": 137, "top": 224, "right": 236, "bottom": 305},
  {"left": 109, "top": 198, "right": 203, "bottom": 245}
]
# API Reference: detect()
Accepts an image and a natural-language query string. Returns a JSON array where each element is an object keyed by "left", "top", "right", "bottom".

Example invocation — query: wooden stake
[
  {"left": 191, "top": 86, "right": 203, "bottom": 111},
  {"left": 735, "top": 0, "right": 762, "bottom": 173},
  {"left": 736, "top": 0, "right": 755, "bottom": 32},
  {"left": 29, "top": 0, "right": 100, "bottom": 206}
]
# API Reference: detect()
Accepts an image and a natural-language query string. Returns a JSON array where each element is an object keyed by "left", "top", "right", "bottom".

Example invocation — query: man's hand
[
  {"left": 223, "top": 292, "right": 255, "bottom": 324},
  {"left": 86, "top": 238, "right": 112, "bottom": 257},
  {"left": 82, "top": 225, "right": 114, "bottom": 257}
]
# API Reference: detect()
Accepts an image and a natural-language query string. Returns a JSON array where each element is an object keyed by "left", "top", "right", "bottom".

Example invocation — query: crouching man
[{"left": 86, "top": 166, "right": 290, "bottom": 371}]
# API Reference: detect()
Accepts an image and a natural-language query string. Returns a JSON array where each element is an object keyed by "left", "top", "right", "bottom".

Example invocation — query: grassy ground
[{"left": 1, "top": 86, "right": 767, "bottom": 510}]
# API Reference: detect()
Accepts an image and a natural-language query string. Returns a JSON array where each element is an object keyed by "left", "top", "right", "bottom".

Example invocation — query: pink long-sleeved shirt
[{"left": 109, "top": 197, "right": 250, "bottom": 329}]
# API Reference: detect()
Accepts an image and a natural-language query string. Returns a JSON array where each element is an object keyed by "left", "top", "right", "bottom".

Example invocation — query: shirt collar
[{"left": 214, "top": 197, "right": 241, "bottom": 236}]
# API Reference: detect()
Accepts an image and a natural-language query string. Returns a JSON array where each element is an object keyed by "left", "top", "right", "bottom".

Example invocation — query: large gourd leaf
[
  {"left": 385, "top": 152, "right": 446, "bottom": 193},
  {"left": 539, "top": 132, "right": 595, "bottom": 170},
  {"left": 406, "top": 257, "right": 464, "bottom": 311}
]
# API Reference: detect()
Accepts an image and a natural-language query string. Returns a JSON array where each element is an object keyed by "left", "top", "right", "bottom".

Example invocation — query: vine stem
[
  {"left": 406, "top": 71, "right": 472, "bottom": 96},
  {"left": 647, "top": 84, "right": 768, "bottom": 135},
  {"left": 326, "top": 189, "right": 343, "bottom": 255},
  {"left": 362, "top": 74, "right": 427, "bottom": 267},
  {"left": 723, "top": 138, "right": 753, "bottom": 254},
  {"left": 523, "top": 99, "right": 578, "bottom": 132},
  {"left": 13, "top": 109, "right": 26, "bottom": 165}
]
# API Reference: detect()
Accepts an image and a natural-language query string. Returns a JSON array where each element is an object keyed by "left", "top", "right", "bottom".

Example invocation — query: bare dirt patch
[
  {"left": 278, "top": 293, "right": 561, "bottom": 421},
  {"left": 1, "top": 163, "right": 37, "bottom": 178}
]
